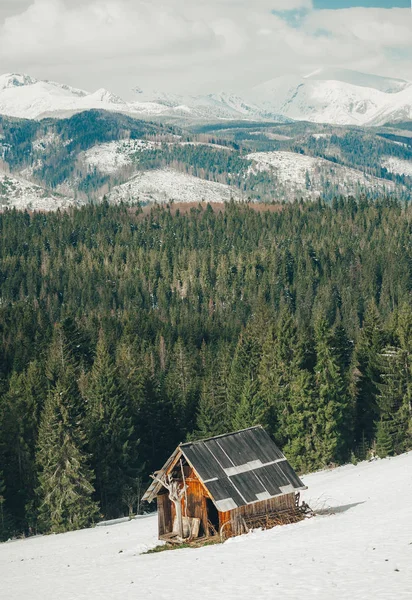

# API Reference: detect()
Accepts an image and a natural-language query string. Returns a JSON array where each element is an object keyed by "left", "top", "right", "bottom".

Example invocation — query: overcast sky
[{"left": 0, "top": 0, "right": 411, "bottom": 97}]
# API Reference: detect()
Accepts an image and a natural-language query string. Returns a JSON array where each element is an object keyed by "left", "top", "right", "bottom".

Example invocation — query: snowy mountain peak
[
  {"left": 245, "top": 68, "right": 412, "bottom": 126},
  {"left": 89, "top": 88, "right": 126, "bottom": 105},
  {"left": 0, "top": 73, "right": 38, "bottom": 91},
  {"left": 133, "top": 87, "right": 185, "bottom": 107},
  {"left": 303, "top": 67, "right": 410, "bottom": 94}
]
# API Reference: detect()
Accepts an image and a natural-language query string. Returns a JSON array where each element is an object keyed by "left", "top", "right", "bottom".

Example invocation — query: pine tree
[
  {"left": 376, "top": 306, "right": 412, "bottom": 455},
  {"left": 227, "top": 318, "right": 263, "bottom": 424},
  {"left": 194, "top": 342, "right": 232, "bottom": 439},
  {"left": 0, "top": 471, "right": 14, "bottom": 541},
  {"left": 165, "top": 338, "right": 200, "bottom": 436},
  {"left": 36, "top": 382, "right": 99, "bottom": 533},
  {"left": 0, "top": 362, "right": 46, "bottom": 530},
  {"left": 313, "top": 318, "right": 351, "bottom": 466},
  {"left": 395, "top": 305, "right": 412, "bottom": 450},
  {"left": 375, "top": 419, "right": 394, "bottom": 458},
  {"left": 354, "top": 302, "right": 385, "bottom": 446},
  {"left": 195, "top": 378, "right": 224, "bottom": 439},
  {"left": 257, "top": 307, "right": 303, "bottom": 445},
  {"left": 232, "top": 377, "right": 263, "bottom": 431},
  {"left": 282, "top": 369, "right": 318, "bottom": 472},
  {"left": 85, "top": 332, "right": 136, "bottom": 518}
]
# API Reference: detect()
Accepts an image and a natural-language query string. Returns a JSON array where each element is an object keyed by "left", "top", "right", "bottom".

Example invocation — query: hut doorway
[{"left": 206, "top": 498, "right": 219, "bottom": 535}]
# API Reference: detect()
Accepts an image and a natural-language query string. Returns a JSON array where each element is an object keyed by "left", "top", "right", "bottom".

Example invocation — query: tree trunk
[{"left": 173, "top": 498, "right": 183, "bottom": 538}]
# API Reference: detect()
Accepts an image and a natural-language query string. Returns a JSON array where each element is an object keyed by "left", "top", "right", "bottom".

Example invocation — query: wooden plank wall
[
  {"left": 157, "top": 492, "right": 173, "bottom": 536},
  {"left": 157, "top": 468, "right": 210, "bottom": 538},
  {"left": 183, "top": 477, "right": 209, "bottom": 536},
  {"left": 219, "top": 493, "right": 296, "bottom": 537}
]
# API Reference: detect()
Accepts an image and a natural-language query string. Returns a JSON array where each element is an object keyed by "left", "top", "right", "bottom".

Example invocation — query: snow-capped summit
[
  {"left": 133, "top": 87, "right": 186, "bottom": 108},
  {"left": 303, "top": 68, "right": 410, "bottom": 94},
  {"left": 245, "top": 68, "right": 412, "bottom": 126},
  {"left": 88, "top": 89, "right": 126, "bottom": 105},
  {"left": 0, "top": 73, "right": 38, "bottom": 90}
]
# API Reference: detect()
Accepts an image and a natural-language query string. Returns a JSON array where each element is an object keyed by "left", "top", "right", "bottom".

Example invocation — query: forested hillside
[
  {"left": 1, "top": 111, "right": 412, "bottom": 210},
  {"left": 0, "top": 198, "right": 411, "bottom": 539}
]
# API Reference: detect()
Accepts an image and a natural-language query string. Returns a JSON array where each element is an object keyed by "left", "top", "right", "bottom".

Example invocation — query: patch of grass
[{"left": 143, "top": 537, "right": 222, "bottom": 554}]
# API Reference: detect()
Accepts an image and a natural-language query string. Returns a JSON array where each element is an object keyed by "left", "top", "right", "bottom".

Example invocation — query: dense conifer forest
[{"left": 0, "top": 197, "right": 411, "bottom": 539}]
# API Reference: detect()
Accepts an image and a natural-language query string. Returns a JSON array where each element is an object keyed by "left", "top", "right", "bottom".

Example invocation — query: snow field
[
  {"left": 107, "top": 168, "right": 241, "bottom": 205},
  {"left": 1, "top": 452, "right": 411, "bottom": 600},
  {"left": 82, "top": 140, "right": 161, "bottom": 175},
  {"left": 247, "top": 151, "right": 396, "bottom": 199},
  {"left": 382, "top": 157, "right": 412, "bottom": 177},
  {"left": 0, "top": 173, "right": 76, "bottom": 211}
]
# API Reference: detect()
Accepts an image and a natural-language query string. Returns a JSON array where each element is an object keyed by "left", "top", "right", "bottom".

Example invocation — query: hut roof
[{"left": 142, "top": 426, "right": 307, "bottom": 512}]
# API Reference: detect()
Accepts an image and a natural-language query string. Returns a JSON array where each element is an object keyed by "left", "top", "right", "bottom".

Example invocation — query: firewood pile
[{"left": 233, "top": 500, "right": 313, "bottom": 536}]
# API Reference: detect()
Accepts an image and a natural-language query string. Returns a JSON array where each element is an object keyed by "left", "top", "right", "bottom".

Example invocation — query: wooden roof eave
[
  {"left": 142, "top": 447, "right": 183, "bottom": 503},
  {"left": 142, "top": 445, "right": 216, "bottom": 505}
]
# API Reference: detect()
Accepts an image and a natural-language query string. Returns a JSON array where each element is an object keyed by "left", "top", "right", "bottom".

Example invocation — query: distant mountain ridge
[
  {"left": 0, "top": 73, "right": 286, "bottom": 123},
  {"left": 1, "top": 69, "right": 412, "bottom": 126}
]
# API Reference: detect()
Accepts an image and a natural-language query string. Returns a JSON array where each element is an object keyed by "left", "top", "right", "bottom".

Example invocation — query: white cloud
[{"left": 0, "top": 1, "right": 410, "bottom": 95}]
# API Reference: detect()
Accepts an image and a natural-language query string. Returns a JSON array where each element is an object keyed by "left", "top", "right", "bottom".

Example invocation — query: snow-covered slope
[
  {"left": 247, "top": 151, "right": 397, "bottom": 200},
  {"left": 107, "top": 169, "right": 241, "bottom": 204},
  {"left": 246, "top": 69, "right": 412, "bottom": 126},
  {"left": 382, "top": 157, "right": 412, "bottom": 177},
  {"left": 0, "top": 171, "right": 77, "bottom": 211},
  {"left": 1, "top": 452, "right": 411, "bottom": 600},
  {"left": 81, "top": 140, "right": 161, "bottom": 175}
]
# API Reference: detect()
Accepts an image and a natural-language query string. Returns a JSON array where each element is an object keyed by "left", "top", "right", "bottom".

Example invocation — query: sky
[{"left": 0, "top": 1, "right": 411, "bottom": 97}]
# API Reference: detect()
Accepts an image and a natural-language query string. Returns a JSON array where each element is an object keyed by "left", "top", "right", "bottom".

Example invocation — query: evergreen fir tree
[
  {"left": 375, "top": 419, "right": 394, "bottom": 458},
  {"left": 232, "top": 377, "right": 263, "bottom": 431},
  {"left": 354, "top": 302, "right": 385, "bottom": 445},
  {"left": 313, "top": 318, "right": 351, "bottom": 465},
  {"left": 194, "top": 342, "right": 232, "bottom": 439},
  {"left": 282, "top": 369, "right": 318, "bottom": 472},
  {"left": 165, "top": 338, "right": 200, "bottom": 436},
  {"left": 36, "top": 382, "right": 99, "bottom": 533},
  {"left": 85, "top": 332, "right": 136, "bottom": 518},
  {"left": 0, "top": 363, "right": 46, "bottom": 530},
  {"left": 376, "top": 306, "right": 412, "bottom": 455},
  {"left": 0, "top": 471, "right": 14, "bottom": 541},
  {"left": 257, "top": 307, "right": 303, "bottom": 445},
  {"left": 227, "top": 318, "right": 263, "bottom": 422}
]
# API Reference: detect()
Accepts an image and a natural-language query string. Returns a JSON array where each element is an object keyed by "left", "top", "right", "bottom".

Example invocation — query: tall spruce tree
[
  {"left": 194, "top": 342, "right": 232, "bottom": 438},
  {"left": 313, "top": 318, "right": 351, "bottom": 465},
  {"left": 36, "top": 382, "right": 98, "bottom": 533},
  {"left": 165, "top": 338, "right": 200, "bottom": 436},
  {"left": 232, "top": 377, "right": 263, "bottom": 431},
  {"left": 0, "top": 471, "right": 14, "bottom": 541},
  {"left": 354, "top": 302, "right": 385, "bottom": 448},
  {"left": 84, "top": 332, "right": 136, "bottom": 518},
  {"left": 227, "top": 317, "right": 263, "bottom": 425},
  {"left": 257, "top": 307, "right": 303, "bottom": 446},
  {"left": 0, "top": 362, "right": 46, "bottom": 530},
  {"left": 376, "top": 305, "right": 412, "bottom": 455},
  {"left": 282, "top": 369, "right": 318, "bottom": 472}
]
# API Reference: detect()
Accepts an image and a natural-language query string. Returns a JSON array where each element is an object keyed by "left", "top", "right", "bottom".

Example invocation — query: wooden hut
[{"left": 142, "top": 426, "right": 307, "bottom": 543}]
